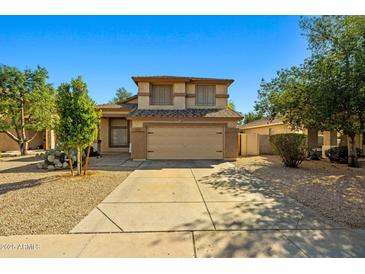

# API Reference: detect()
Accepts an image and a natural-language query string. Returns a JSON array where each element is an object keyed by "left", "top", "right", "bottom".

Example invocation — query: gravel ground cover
[
  {"left": 0, "top": 155, "right": 130, "bottom": 235},
  {"left": 235, "top": 155, "right": 365, "bottom": 228}
]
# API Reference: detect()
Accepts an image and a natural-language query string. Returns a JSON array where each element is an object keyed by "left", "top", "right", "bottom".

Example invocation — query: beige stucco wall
[
  {"left": 258, "top": 134, "right": 274, "bottom": 154},
  {"left": 242, "top": 124, "right": 298, "bottom": 135},
  {"left": 216, "top": 84, "right": 227, "bottom": 95},
  {"left": 239, "top": 132, "right": 276, "bottom": 156},
  {"left": 240, "top": 133, "right": 259, "bottom": 156},
  {"left": 187, "top": 84, "right": 195, "bottom": 94},
  {"left": 137, "top": 81, "right": 229, "bottom": 110},
  {"left": 0, "top": 130, "right": 44, "bottom": 152},
  {"left": 138, "top": 82, "right": 150, "bottom": 94},
  {"left": 137, "top": 82, "right": 150, "bottom": 109},
  {"left": 241, "top": 124, "right": 305, "bottom": 156},
  {"left": 216, "top": 98, "right": 228, "bottom": 109}
]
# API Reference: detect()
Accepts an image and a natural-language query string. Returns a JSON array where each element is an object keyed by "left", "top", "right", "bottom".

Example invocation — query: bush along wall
[
  {"left": 325, "top": 146, "right": 363, "bottom": 164},
  {"left": 270, "top": 133, "right": 307, "bottom": 168}
]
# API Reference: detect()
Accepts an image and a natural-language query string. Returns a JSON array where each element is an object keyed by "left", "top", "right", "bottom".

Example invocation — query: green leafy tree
[
  {"left": 242, "top": 111, "right": 264, "bottom": 125},
  {"left": 56, "top": 77, "right": 101, "bottom": 175},
  {"left": 0, "top": 65, "right": 56, "bottom": 155},
  {"left": 227, "top": 100, "right": 235, "bottom": 110},
  {"left": 256, "top": 16, "right": 365, "bottom": 167},
  {"left": 300, "top": 16, "right": 365, "bottom": 166},
  {"left": 255, "top": 65, "right": 327, "bottom": 131},
  {"left": 109, "top": 87, "right": 132, "bottom": 104},
  {"left": 227, "top": 100, "right": 245, "bottom": 125}
]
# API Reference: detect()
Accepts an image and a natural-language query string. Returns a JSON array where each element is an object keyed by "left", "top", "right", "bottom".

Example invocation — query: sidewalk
[{"left": 1, "top": 229, "right": 365, "bottom": 258}]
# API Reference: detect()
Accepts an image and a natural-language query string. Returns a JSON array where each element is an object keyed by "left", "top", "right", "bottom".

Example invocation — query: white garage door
[{"left": 147, "top": 126, "right": 224, "bottom": 160}]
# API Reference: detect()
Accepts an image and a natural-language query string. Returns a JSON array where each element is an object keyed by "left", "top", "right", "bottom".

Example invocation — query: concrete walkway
[{"left": 1, "top": 160, "right": 365, "bottom": 257}]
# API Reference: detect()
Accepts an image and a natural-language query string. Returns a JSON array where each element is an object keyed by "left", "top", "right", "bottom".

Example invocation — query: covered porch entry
[{"left": 96, "top": 102, "right": 135, "bottom": 156}]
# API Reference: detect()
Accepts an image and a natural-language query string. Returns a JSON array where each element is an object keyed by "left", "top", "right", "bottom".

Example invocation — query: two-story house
[{"left": 97, "top": 76, "right": 242, "bottom": 160}]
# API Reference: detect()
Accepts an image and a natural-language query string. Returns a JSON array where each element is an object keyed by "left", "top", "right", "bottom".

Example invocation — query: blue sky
[{"left": 0, "top": 16, "right": 309, "bottom": 113}]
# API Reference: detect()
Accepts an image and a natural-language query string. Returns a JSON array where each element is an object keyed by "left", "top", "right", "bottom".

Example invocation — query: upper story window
[
  {"left": 150, "top": 85, "right": 173, "bottom": 105},
  {"left": 196, "top": 85, "right": 216, "bottom": 106}
]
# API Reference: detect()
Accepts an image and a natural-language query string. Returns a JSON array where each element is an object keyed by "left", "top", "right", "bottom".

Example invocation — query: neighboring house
[
  {"left": 239, "top": 118, "right": 325, "bottom": 155},
  {"left": 240, "top": 118, "right": 304, "bottom": 135},
  {"left": 97, "top": 76, "right": 242, "bottom": 160},
  {"left": 240, "top": 118, "right": 364, "bottom": 156},
  {"left": 0, "top": 130, "right": 44, "bottom": 152}
]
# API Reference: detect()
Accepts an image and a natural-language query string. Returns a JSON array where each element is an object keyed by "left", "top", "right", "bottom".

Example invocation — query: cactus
[
  {"left": 54, "top": 159, "right": 61, "bottom": 165},
  {"left": 47, "top": 155, "right": 55, "bottom": 162},
  {"left": 37, "top": 148, "right": 79, "bottom": 171}
]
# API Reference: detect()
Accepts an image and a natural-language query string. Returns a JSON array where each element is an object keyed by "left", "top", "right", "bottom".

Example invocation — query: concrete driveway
[
  {"left": 2, "top": 160, "right": 364, "bottom": 258},
  {"left": 67, "top": 160, "right": 365, "bottom": 257}
]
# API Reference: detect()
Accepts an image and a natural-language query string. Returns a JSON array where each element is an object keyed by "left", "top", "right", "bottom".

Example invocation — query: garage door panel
[
  {"left": 147, "top": 126, "right": 224, "bottom": 160},
  {"left": 148, "top": 136, "right": 222, "bottom": 146},
  {"left": 148, "top": 143, "right": 223, "bottom": 151},
  {"left": 148, "top": 145, "right": 222, "bottom": 153},
  {"left": 147, "top": 149, "right": 222, "bottom": 160}
]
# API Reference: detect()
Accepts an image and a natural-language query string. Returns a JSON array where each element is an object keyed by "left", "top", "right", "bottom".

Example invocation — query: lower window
[{"left": 109, "top": 118, "right": 128, "bottom": 147}]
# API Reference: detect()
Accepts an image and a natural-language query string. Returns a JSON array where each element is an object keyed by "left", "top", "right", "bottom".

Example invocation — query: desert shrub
[
  {"left": 308, "top": 148, "right": 322, "bottom": 160},
  {"left": 325, "top": 146, "right": 362, "bottom": 164},
  {"left": 270, "top": 133, "right": 307, "bottom": 168}
]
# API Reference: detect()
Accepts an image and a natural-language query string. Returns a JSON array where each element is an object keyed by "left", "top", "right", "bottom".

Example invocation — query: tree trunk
[
  {"left": 19, "top": 142, "right": 28, "bottom": 156},
  {"left": 77, "top": 146, "right": 82, "bottom": 175},
  {"left": 83, "top": 146, "right": 91, "bottom": 175},
  {"left": 348, "top": 134, "right": 358, "bottom": 167},
  {"left": 362, "top": 132, "right": 365, "bottom": 156},
  {"left": 67, "top": 151, "right": 74, "bottom": 176},
  {"left": 20, "top": 95, "right": 27, "bottom": 155}
]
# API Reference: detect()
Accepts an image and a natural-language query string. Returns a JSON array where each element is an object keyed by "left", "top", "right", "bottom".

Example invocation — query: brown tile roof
[
  {"left": 240, "top": 118, "right": 283, "bottom": 129},
  {"left": 131, "top": 76, "right": 234, "bottom": 86},
  {"left": 97, "top": 95, "right": 138, "bottom": 109},
  {"left": 122, "top": 95, "right": 138, "bottom": 103},
  {"left": 97, "top": 103, "right": 123, "bottom": 109},
  {"left": 97, "top": 103, "right": 137, "bottom": 110},
  {"left": 128, "top": 108, "right": 242, "bottom": 119}
]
